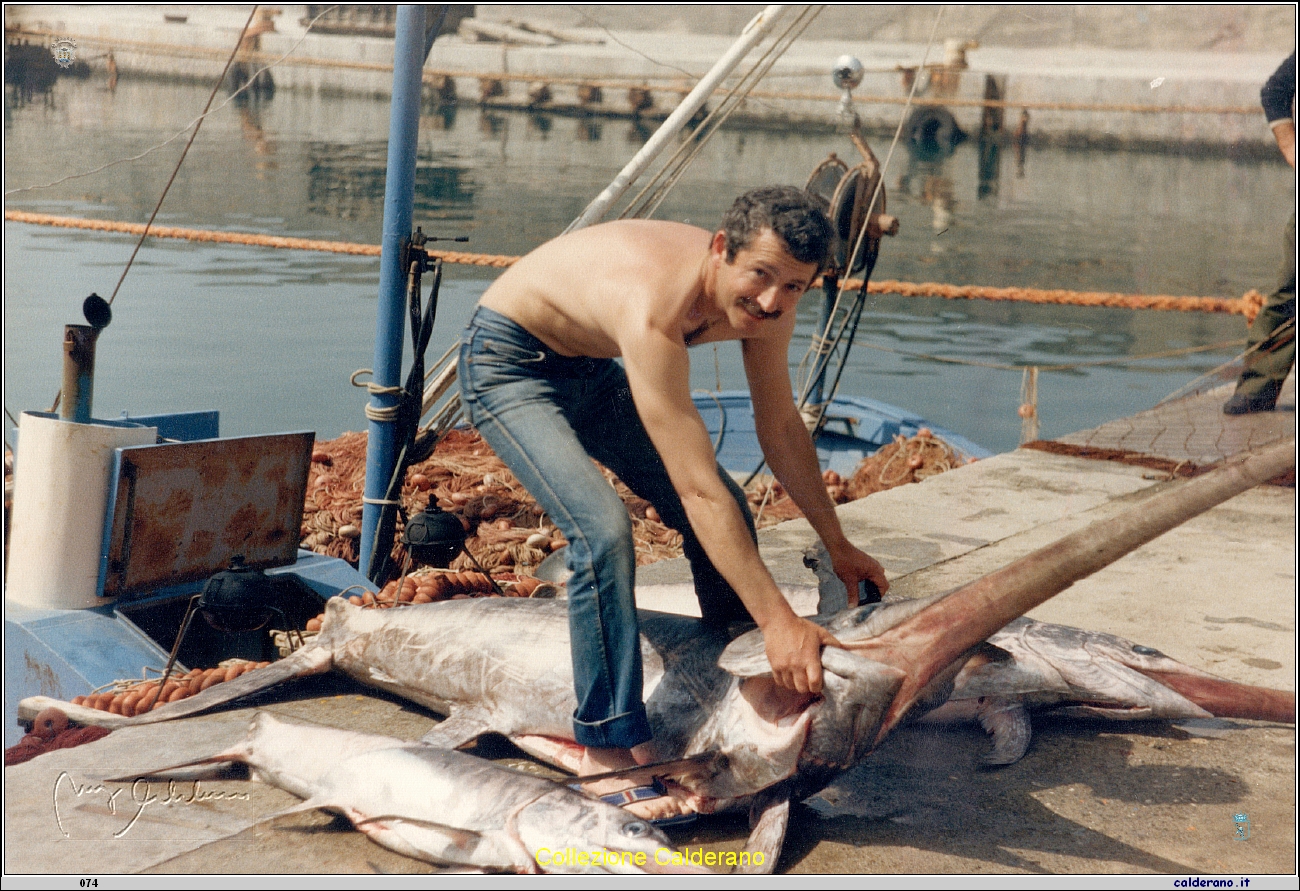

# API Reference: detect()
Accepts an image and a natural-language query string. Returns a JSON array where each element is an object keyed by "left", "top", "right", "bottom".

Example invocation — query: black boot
[{"left": 1223, "top": 380, "right": 1282, "bottom": 415}]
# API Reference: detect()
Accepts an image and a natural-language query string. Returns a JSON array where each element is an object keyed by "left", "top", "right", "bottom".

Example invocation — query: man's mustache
[{"left": 738, "top": 298, "right": 782, "bottom": 320}]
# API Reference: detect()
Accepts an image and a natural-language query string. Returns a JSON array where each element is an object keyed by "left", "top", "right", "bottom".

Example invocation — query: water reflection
[
  {"left": 977, "top": 138, "right": 1000, "bottom": 201},
  {"left": 896, "top": 148, "right": 956, "bottom": 237},
  {"left": 236, "top": 104, "right": 277, "bottom": 177},
  {"left": 305, "top": 142, "right": 477, "bottom": 224},
  {"left": 425, "top": 104, "right": 457, "bottom": 131},
  {"left": 527, "top": 114, "right": 552, "bottom": 137},
  {"left": 4, "top": 77, "right": 1292, "bottom": 451}
]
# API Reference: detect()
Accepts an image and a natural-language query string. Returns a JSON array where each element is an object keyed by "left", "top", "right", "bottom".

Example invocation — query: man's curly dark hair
[{"left": 720, "top": 185, "right": 833, "bottom": 272}]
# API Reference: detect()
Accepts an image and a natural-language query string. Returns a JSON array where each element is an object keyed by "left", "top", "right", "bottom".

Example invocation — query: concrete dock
[{"left": 5, "top": 374, "right": 1293, "bottom": 877}]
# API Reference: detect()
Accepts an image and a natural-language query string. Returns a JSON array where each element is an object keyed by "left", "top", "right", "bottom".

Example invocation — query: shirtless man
[{"left": 458, "top": 186, "right": 888, "bottom": 792}]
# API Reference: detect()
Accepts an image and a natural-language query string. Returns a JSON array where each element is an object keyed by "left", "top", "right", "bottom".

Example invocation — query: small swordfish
[
  {"left": 129, "top": 712, "right": 706, "bottom": 874},
  {"left": 104, "top": 438, "right": 1293, "bottom": 871}
]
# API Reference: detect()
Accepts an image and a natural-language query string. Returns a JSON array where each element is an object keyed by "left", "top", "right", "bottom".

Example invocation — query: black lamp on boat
[
  {"left": 198, "top": 555, "right": 282, "bottom": 632},
  {"left": 400, "top": 504, "right": 506, "bottom": 596},
  {"left": 401, "top": 504, "right": 468, "bottom": 568},
  {"left": 153, "top": 556, "right": 301, "bottom": 693}
]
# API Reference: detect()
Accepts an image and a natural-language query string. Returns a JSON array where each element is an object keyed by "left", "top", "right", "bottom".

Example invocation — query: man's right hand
[{"left": 762, "top": 613, "right": 844, "bottom": 695}]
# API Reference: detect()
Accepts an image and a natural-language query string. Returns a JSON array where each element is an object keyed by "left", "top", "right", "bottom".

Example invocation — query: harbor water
[{"left": 4, "top": 77, "right": 1294, "bottom": 454}]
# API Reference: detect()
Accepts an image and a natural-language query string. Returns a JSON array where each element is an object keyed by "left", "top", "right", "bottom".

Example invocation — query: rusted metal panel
[{"left": 101, "top": 433, "right": 314, "bottom": 597}]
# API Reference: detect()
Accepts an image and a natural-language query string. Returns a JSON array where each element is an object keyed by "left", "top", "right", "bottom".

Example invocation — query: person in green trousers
[{"left": 1225, "top": 51, "right": 1296, "bottom": 415}]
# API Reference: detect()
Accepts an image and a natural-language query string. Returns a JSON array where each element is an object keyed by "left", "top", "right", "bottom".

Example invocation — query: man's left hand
[{"left": 828, "top": 544, "right": 889, "bottom": 607}]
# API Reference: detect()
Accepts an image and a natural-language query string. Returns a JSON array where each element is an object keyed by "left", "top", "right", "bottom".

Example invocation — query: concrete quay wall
[{"left": 5, "top": 5, "right": 1292, "bottom": 152}]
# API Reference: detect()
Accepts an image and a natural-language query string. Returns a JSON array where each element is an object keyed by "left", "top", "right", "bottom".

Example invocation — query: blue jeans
[{"left": 458, "top": 306, "right": 754, "bottom": 749}]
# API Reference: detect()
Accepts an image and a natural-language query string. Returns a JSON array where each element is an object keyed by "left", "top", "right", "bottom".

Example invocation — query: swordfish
[
  {"left": 125, "top": 712, "right": 704, "bottom": 874},
  {"left": 798, "top": 543, "right": 1295, "bottom": 766},
  {"left": 111, "top": 439, "right": 1295, "bottom": 865}
]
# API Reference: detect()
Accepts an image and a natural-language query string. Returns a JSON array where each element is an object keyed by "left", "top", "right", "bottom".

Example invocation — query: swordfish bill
[{"left": 848, "top": 437, "right": 1296, "bottom": 747}]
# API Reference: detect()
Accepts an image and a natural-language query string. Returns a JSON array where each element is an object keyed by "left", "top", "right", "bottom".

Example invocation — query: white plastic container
[{"left": 6, "top": 411, "right": 156, "bottom": 609}]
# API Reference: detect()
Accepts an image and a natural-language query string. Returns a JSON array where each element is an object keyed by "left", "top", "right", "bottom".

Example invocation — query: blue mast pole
[{"left": 360, "top": 5, "right": 426, "bottom": 579}]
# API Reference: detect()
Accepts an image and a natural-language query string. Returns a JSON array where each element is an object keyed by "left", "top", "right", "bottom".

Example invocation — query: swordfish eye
[
  {"left": 619, "top": 819, "right": 652, "bottom": 839},
  {"left": 1131, "top": 644, "right": 1164, "bottom": 657}
]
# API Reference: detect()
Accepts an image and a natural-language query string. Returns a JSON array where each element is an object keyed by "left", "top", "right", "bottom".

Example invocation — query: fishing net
[
  {"left": 299, "top": 427, "right": 970, "bottom": 573},
  {"left": 5, "top": 713, "right": 110, "bottom": 766}
]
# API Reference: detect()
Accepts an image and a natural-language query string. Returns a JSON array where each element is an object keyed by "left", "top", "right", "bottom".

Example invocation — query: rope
[
  {"left": 350, "top": 369, "right": 404, "bottom": 423},
  {"left": 1156, "top": 316, "right": 1295, "bottom": 405},
  {"left": 691, "top": 390, "right": 728, "bottom": 454},
  {"left": 2, "top": 212, "right": 518, "bottom": 266},
  {"left": 7, "top": 28, "right": 1264, "bottom": 118},
  {"left": 727, "top": 90, "right": 1261, "bottom": 117},
  {"left": 5, "top": 211, "right": 1267, "bottom": 318},
  {"left": 857, "top": 278, "right": 1262, "bottom": 316}
]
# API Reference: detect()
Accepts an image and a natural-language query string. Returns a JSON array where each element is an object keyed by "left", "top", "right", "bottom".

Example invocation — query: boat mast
[{"left": 360, "top": 5, "right": 430, "bottom": 577}]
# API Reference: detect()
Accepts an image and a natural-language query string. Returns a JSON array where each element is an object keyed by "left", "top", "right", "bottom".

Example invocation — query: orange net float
[
  {"left": 5, "top": 709, "right": 111, "bottom": 766},
  {"left": 67, "top": 661, "right": 271, "bottom": 717}
]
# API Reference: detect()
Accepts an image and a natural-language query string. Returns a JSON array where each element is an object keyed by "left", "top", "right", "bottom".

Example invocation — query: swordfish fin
[
  {"left": 259, "top": 796, "right": 367, "bottom": 827},
  {"left": 734, "top": 784, "right": 791, "bottom": 875},
  {"left": 419, "top": 710, "right": 494, "bottom": 749},
  {"left": 102, "top": 750, "right": 248, "bottom": 784},
  {"left": 128, "top": 644, "right": 334, "bottom": 725},
  {"left": 264, "top": 798, "right": 488, "bottom": 864},
  {"left": 976, "top": 698, "right": 1033, "bottom": 766}
]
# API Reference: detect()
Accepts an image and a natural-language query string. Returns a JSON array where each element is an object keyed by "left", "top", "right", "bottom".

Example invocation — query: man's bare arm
[
  {"left": 620, "top": 325, "right": 841, "bottom": 693},
  {"left": 743, "top": 335, "right": 889, "bottom": 603},
  {"left": 1272, "top": 119, "right": 1296, "bottom": 168}
]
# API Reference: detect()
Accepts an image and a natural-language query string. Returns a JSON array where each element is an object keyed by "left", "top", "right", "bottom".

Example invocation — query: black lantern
[
  {"left": 198, "top": 555, "right": 280, "bottom": 633},
  {"left": 402, "top": 505, "right": 468, "bottom": 568}
]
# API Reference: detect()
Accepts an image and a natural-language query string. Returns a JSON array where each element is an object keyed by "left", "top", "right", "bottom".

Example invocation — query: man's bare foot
[
  {"left": 576, "top": 744, "right": 693, "bottom": 821},
  {"left": 578, "top": 745, "right": 649, "bottom": 777}
]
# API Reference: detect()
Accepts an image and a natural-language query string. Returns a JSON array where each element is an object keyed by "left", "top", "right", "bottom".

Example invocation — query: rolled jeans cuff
[{"left": 572, "top": 706, "right": 654, "bottom": 750}]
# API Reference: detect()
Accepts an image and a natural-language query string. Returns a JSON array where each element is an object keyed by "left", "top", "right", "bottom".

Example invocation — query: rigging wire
[
  {"left": 742, "top": 7, "right": 947, "bottom": 486},
  {"left": 27, "top": 7, "right": 339, "bottom": 416},
  {"left": 37, "top": 8, "right": 260, "bottom": 416},
  {"left": 566, "top": 7, "right": 699, "bottom": 80},
  {"left": 619, "top": 5, "right": 824, "bottom": 221},
  {"left": 635, "top": 7, "right": 824, "bottom": 220}
]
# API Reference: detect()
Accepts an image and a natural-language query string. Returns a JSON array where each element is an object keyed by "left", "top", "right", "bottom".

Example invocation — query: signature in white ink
[{"left": 53, "top": 772, "right": 250, "bottom": 839}]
